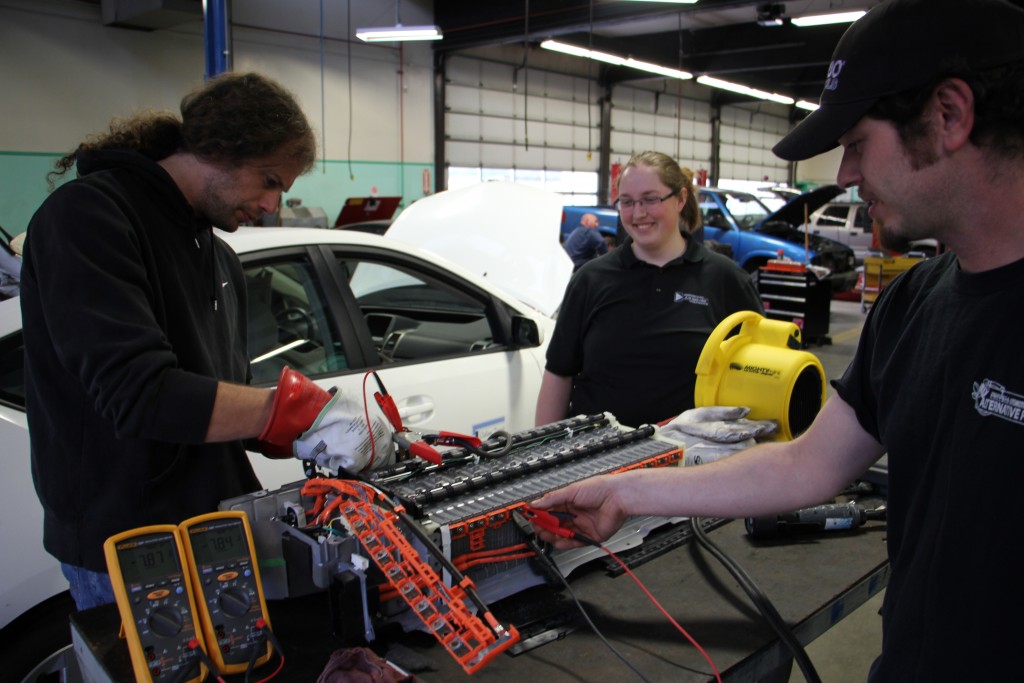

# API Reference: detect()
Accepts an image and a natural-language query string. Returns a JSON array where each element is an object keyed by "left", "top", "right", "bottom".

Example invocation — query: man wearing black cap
[{"left": 531, "top": 0, "right": 1024, "bottom": 679}]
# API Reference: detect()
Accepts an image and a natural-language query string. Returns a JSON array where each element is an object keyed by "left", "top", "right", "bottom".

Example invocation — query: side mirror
[{"left": 511, "top": 315, "right": 541, "bottom": 348}]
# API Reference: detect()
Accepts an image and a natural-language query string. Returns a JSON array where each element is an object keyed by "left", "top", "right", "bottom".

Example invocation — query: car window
[
  {"left": 817, "top": 206, "right": 849, "bottom": 227},
  {"left": 243, "top": 257, "right": 347, "bottom": 385},
  {"left": 337, "top": 257, "right": 497, "bottom": 363},
  {"left": 702, "top": 203, "right": 730, "bottom": 229},
  {"left": 722, "top": 193, "right": 770, "bottom": 229},
  {"left": 0, "top": 330, "right": 24, "bottom": 410},
  {"left": 854, "top": 205, "right": 871, "bottom": 230}
]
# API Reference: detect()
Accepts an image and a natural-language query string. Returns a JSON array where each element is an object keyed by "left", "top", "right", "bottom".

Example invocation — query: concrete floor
[
  {"left": 784, "top": 298, "right": 885, "bottom": 683},
  {"left": 789, "top": 590, "right": 884, "bottom": 683}
]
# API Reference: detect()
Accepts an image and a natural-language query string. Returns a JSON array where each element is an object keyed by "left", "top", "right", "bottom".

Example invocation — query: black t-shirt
[
  {"left": 546, "top": 237, "right": 763, "bottom": 426},
  {"left": 834, "top": 251, "right": 1024, "bottom": 681}
]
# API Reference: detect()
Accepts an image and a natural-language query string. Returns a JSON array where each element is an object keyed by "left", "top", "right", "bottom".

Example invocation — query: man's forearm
[
  {"left": 612, "top": 442, "right": 833, "bottom": 520},
  {"left": 535, "top": 371, "right": 572, "bottom": 425},
  {"left": 205, "top": 382, "right": 275, "bottom": 442},
  {"left": 618, "top": 397, "right": 884, "bottom": 520}
]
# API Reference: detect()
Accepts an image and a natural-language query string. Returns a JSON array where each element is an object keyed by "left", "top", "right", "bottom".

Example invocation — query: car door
[
  {"left": 698, "top": 191, "right": 739, "bottom": 252},
  {"left": 808, "top": 205, "right": 850, "bottom": 245},
  {"left": 847, "top": 204, "right": 875, "bottom": 257},
  {"left": 238, "top": 244, "right": 546, "bottom": 488},
  {"left": 0, "top": 309, "right": 70, "bottom": 646},
  {"left": 325, "top": 246, "right": 545, "bottom": 437}
]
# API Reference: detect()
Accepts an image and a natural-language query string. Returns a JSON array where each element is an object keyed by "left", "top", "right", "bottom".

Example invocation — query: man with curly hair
[{"left": 21, "top": 73, "right": 380, "bottom": 611}]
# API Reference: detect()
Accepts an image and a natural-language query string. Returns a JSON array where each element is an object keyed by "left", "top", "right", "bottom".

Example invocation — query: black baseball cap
[{"left": 773, "top": 0, "right": 1024, "bottom": 161}]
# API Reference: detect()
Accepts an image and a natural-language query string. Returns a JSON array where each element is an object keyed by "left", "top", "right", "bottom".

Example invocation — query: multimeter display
[
  {"left": 190, "top": 523, "right": 246, "bottom": 565},
  {"left": 118, "top": 535, "right": 181, "bottom": 584},
  {"left": 180, "top": 512, "right": 273, "bottom": 674}
]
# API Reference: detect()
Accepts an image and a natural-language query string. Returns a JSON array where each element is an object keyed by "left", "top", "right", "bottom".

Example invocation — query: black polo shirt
[{"left": 546, "top": 237, "right": 763, "bottom": 427}]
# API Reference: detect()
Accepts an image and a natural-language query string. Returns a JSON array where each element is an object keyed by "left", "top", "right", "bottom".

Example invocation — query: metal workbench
[
  {"left": 69, "top": 514, "right": 888, "bottom": 682},
  {"left": 397, "top": 517, "right": 889, "bottom": 682}
]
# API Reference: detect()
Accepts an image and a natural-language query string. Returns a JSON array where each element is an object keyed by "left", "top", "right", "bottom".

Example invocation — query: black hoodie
[{"left": 21, "top": 150, "right": 261, "bottom": 571}]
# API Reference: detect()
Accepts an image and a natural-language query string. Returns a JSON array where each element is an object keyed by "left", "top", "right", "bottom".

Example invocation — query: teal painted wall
[
  {"left": 291, "top": 159, "right": 434, "bottom": 224},
  {"left": 0, "top": 153, "right": 67, "bottom": 234},
  {"left": 0, "top": 152, "right": 432, "bottom": 234}
]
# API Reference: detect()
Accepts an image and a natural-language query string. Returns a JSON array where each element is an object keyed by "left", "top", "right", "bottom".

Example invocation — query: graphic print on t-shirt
[{"left": 972, "top": 379, "right": 1024, "bottom": 427}]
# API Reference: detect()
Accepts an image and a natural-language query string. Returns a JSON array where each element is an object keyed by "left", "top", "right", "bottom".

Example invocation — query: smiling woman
[
  {"left": 535, "top": 151, "right": 765, "bottom": 429},
  {"left": 615, "top": 158, "right": 689, "bottom": 267}
]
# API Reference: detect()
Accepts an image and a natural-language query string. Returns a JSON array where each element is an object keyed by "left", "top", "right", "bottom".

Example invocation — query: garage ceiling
[
  {"left": 435, "top": 0, "right": 1013, "bottom": 108},
  {"left": 87, "top": 0, "right": 1024, "bottom": 112}
]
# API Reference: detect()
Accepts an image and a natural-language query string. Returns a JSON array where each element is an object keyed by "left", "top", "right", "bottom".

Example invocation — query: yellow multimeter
[
  {"left": 103, "top": 525, "right": 208, "bottom": 683},
  {"left": 178, "top": 511, "right": 273, "bottom": 674}
]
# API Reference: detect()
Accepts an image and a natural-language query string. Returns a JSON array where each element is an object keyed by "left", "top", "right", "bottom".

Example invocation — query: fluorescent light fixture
[
  {"left": 541, "top": 40, "right": 692, "bottom": 79},
  {"left": 792, "top": 11, "right": 865, "bottom": 27},
  {"left": 624, "top": 58, "right": 692, "bottom": 80},
  {"left": 355, "top": 24, "right": 443, "bottom": 42},
  {"left": 541, "top": 40, "right": 625, "bottom": 66},
  {"left": 696, "top": 75, "right": 795, "bottom": 105},
  {"left": 796, "top": 100, "right": 820, "bottom": 111},
  {"left": 543, "top": 40, "right": 802, "bottom": 105}
]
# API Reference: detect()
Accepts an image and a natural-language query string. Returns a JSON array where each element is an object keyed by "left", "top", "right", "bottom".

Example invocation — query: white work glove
[
  {"left": 657, "top": 406, "right": 778, "bottom": 466},
  {"left": 294, "top": 393, "right": 396, "bottom": 472},
  {"left": 662, "top": 405, "right": 778, "bottom": 443}
]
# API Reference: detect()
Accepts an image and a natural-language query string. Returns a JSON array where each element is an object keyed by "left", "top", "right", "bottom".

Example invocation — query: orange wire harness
[{"left": 301, "top": 478, "right": 520, "bottom": 675}]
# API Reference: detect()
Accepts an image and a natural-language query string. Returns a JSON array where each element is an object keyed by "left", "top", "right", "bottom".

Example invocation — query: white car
[
  {"left": 0, "top": 182, "right": 570, "bottom": 679},
  {"left": 807, "top": 200, "right": 938, "bottom": 263}
]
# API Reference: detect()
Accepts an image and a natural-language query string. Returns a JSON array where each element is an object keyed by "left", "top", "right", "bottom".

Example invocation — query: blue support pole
[{"left": 204, "top": 0, "right": 232, "bottom": 79}]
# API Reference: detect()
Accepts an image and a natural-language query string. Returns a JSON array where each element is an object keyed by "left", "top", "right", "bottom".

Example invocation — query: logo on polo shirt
[
  {"left": 972, "top": 379, "right": 1024, "bottom": 427},
  {"left": 824, "top": 59, "right": 845, "bottom": 92},
  {"left": 674, "top": 292, "right": 709, "bottom": 306}
]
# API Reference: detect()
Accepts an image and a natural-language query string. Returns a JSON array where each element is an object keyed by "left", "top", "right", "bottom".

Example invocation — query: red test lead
[
  {"left": 371, "top": 370, "right": 483, "bottom": 465},
  {"left": 519, "top": 505, "right": 599, "bottom": 546}
]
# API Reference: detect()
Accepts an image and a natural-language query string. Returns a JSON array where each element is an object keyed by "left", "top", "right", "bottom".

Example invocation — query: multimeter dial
[
  {"left": 148, "top": 606, "right": 185, "bottom": 637},
  {"left": 218, "top": 586, "right": 252, "bottom": 617}
]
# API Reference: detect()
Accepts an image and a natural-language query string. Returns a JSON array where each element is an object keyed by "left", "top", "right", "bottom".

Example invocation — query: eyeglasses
[{"left": 615, "top": 190, "right": 677, "bottom": 211}]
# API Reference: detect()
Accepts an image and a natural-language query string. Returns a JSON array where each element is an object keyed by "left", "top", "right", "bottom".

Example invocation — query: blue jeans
[{"left": 61, "top": 563, "right": 116, "bottom": 611}]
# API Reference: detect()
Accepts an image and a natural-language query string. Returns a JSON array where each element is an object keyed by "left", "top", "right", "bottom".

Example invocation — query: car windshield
[{"left": 723, "top": 192, "right": 772, "bottom": 230}]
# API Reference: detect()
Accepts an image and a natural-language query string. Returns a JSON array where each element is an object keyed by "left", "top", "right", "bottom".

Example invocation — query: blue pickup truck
[
  {"left": 698, "top": 186, "right": 856, "bottom": 293},
  {"left": 561, "top": 186, "right": 857, "bottom": 293}
]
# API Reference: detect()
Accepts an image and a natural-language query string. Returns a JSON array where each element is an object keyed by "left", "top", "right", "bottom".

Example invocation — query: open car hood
[
  {"left": 385, "top": 182, "right": 572, "bottom": 318},
  {"left": 761, "top": 184, "right": 844, "bottom": 228}
]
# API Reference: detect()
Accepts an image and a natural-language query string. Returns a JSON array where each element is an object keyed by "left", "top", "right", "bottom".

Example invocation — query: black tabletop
[{"left": 72, "top": 516, "right": 888, "bottom": 683}]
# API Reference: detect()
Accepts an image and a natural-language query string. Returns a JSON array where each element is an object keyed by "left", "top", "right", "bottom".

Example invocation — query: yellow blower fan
[{"left": 694, "top": 311, "right": 826, "bottom": 441}]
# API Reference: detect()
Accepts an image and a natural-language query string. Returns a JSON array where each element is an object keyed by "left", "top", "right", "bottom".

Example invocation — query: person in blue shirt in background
[{"left": 562, "top": 211, "right": 608, "bottom": 271}]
